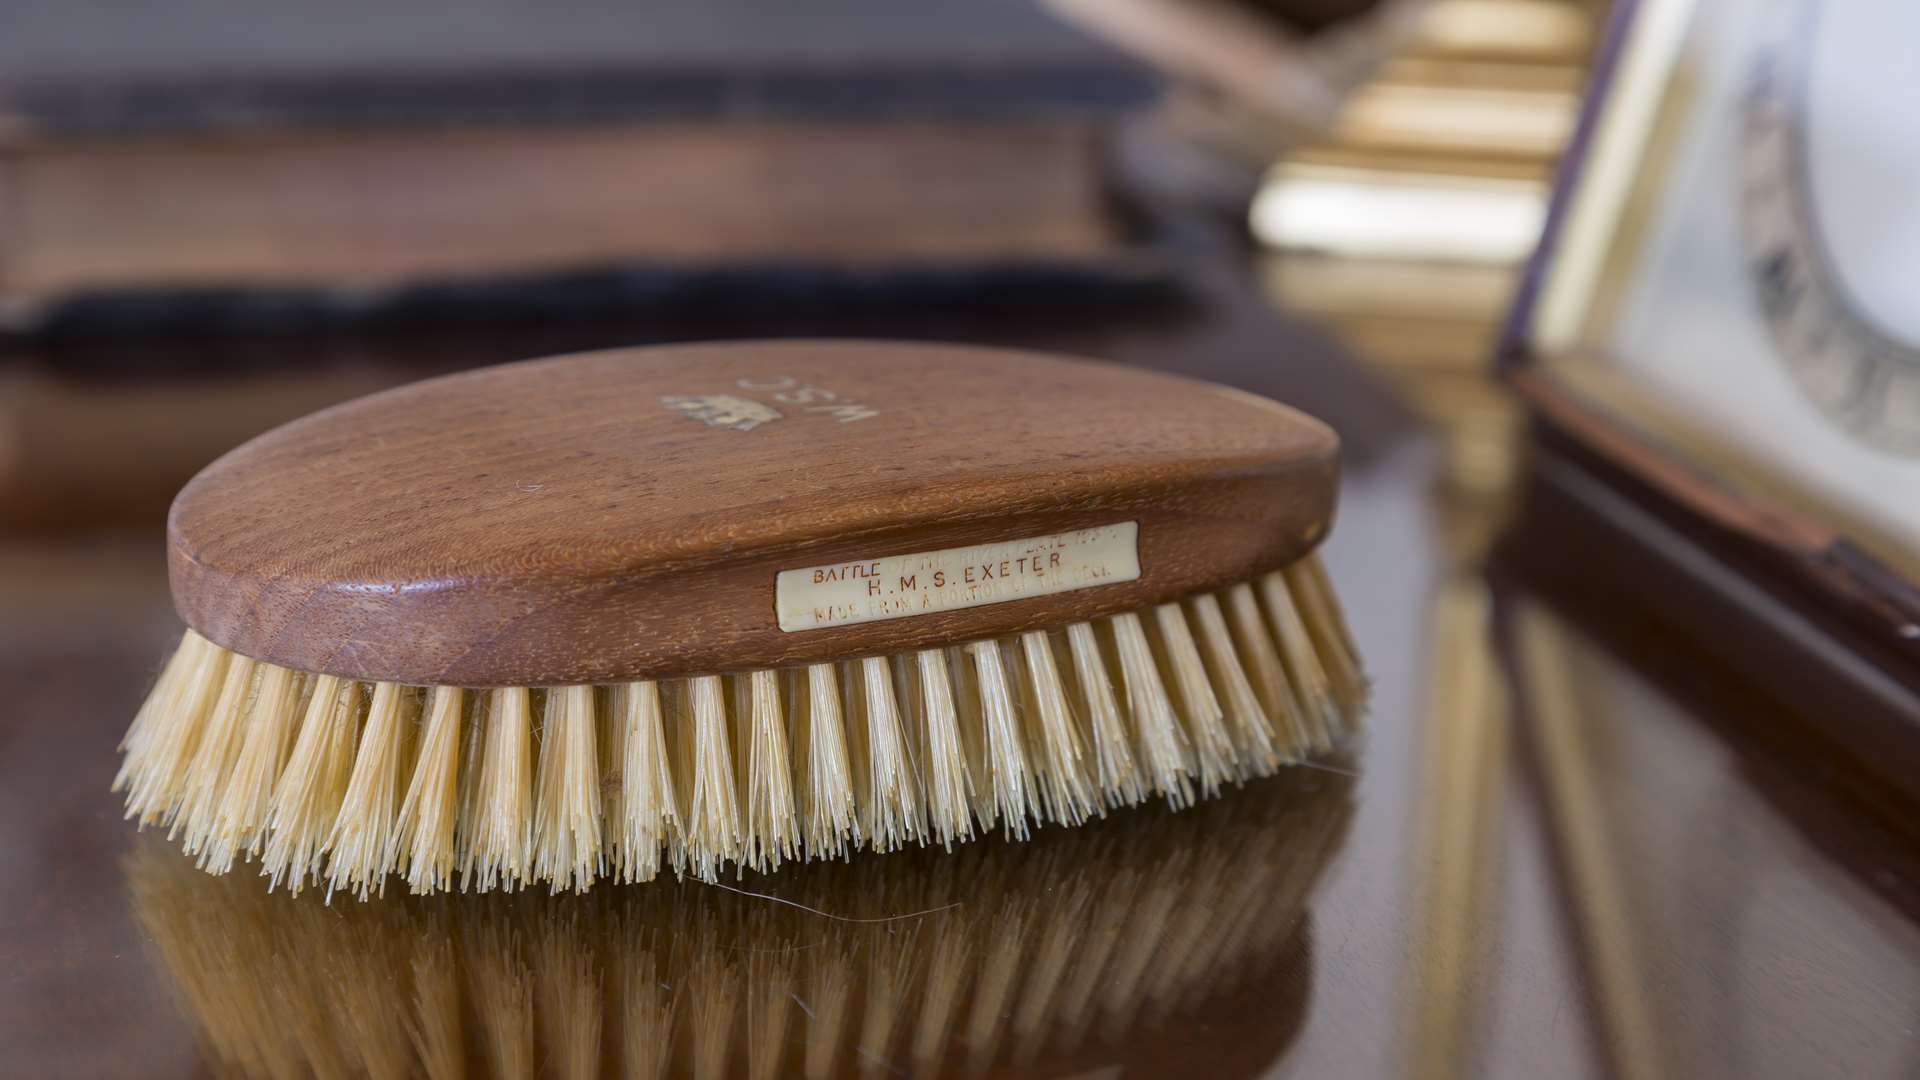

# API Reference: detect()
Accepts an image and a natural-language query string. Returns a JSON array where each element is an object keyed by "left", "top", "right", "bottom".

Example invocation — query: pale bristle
[
  {"left": 531, "top": 684, "right": 603, "bottom": 892},
  {"left": 1065, "top": 621, "right": 1144, "bottom": 807},
  {"left": 1016, "top": 631, "right": 1099, "bottom": 827},
  {"left": 598, "top": 686, "right": 628, "bottom": 878},
  {"left": 1110, "top": 611, "right": 1196, "bottom": 809},
  {"left": 1259, "top": 570, "right": 1338, "bottom": 752},
  {"left": 117, "top": 630, "right": 206, "bottom": 762},
  {"left": 1289, "top": 555, "right": 1368, "bottom": 713},
  {"left": 799, "top": 663, "right": 858, "bottom": 859},
  {"left": 684, "top": 675, "right": 743, "bottom": 880},
  {"left": 201, "top": 663, "right": 305, "bottom": 873},
  {"left": 262, "top": 676, "right": 359, "bottom": 893},
  {"left": 464, "top": 687, "right": 534, "bottom": 891},
  {"left": 120, "top": 634, "right": 231, "bottom": 825},
  {"left": 857, "top": 655, "right": 924, "bottom": 853},
  {"left": 967, "top": 637, "right": 1037, "bottom": 839},
  {"left": 1223, "top": 583, "right": 1313, "bottom": 757},
  {"left": 324, "top": 681, "right": 415, "bottom": 900},
  {"left": 915, "top": 648, "right": 975, "bottom": 850},
  {"left": 614, "top": 681, "right": 680, "bottom": 884},
  {"left": 118, "top": 558, "right": 1363, "bottom": 897},
  {"left": 173, "top": 655, "right": 260, "bottom": 847},
  {"left": 1152, "top": 602, "right": 1237, "bottom": 795},
  {"left": 1190, "top": 593, "right": 1281, "bottom": 775},
  {"left": 392, "top": 687, "right": 464, "bottom": 893},
  {"left": 743, "top": 669, "right": 799, "bottom": 871}
]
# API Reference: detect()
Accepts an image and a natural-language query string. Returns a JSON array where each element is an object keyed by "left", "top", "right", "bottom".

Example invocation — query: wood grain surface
[{"left": 167, "top": 341, "right": 1339, "bottom": 685}]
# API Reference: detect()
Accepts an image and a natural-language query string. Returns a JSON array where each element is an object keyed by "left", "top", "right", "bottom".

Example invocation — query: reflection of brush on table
[
  {"left": 115, "top": 341, "right": 1366, "bottom": 898},
  {"left": 128, "top": 763, "right": 1353, "bottom": 1078}
]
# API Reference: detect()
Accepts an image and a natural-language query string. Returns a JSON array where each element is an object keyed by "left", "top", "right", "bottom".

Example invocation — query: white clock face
[
  {"left": 1741, "top": 0, "right": 1920, "bottom": 454},
  {"left": 1587, "top": 0, "right": 1920, "bottom": 554}
]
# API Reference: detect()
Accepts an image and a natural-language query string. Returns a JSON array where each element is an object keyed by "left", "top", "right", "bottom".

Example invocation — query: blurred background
[
  {"left": 9, "top": 1, "right": 1920, "bottom": 1078},
  {"left": 0, "top": 0, "right": 1591, "bottom": 532}
]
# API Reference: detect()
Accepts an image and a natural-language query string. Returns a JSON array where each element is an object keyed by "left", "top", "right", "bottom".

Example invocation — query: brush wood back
[{"left": 168, "top": 341, "right": 1339, "bottom": 684}]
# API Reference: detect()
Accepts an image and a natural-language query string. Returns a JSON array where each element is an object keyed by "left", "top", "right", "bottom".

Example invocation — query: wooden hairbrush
[{"left": 115, "top": 341, "right": 1364, "bottom": 899}]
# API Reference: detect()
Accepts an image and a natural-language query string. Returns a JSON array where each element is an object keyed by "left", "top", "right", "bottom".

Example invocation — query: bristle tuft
[
  {"left": 1259, "top": 571, "right": 1337, "bottom": 752},
  {"left": 858, "top": 656, "right": 925, "bottom": 853},
  {"left": 173, "top": 655, "right": 260, "bottom": 848},
  {"left": 1016, "top": 631, "right": 1099, "bottom": 827},
  {"left": 117, "top": 632, "right": 204, "bottom": 761},
  {"left": 968, "top": 638, "right": 1037, "bottom": 839},
  {"left": 1153, "top": 603, "right": 1235, "bottom": 796},
  {"left": 262, "top": 676, "right": 359, "bottom": 894},
  {"left": 684, "top": 676, "right": 743, "bottom": 880},
  {"left": 393, "top": 687, "right": 463, "bottom": 893},
  {"left": 744, "top": 670, "right": 799, "bottom": 871},
  {"left": 325, "top": 681, "right": 414, "bottom": 900},
  {"left": 1109, "top": 612, "right": 1196, "bottom": 810},
  {"left": 203, "top": 664, "right": 304, "bottom": 873},
  {"left": 1191, "top": 593, "right": 1280, "bottom": 775},
  {"left": 916, "top": 648, "right": 976, "bottom": 850},
  {"left": 532, "top": 685, "right": 602, "bottom": 892},
  {"left": 1290, "top": 555, "right": 1368, "bottom": 714},
  {"left": 1066, "top": 622, "right": 1143, "bottom": 808},
  {"left": 465, "top": 687, "right": 534, "bottom": 892},
  {"left": 1224, "top": 583, "right": 1312, "bottom": 759},
  {"left": 121, "top": 636, "right": 231, "bottom": 826},
  {"left": 614, "top": 681, "right": 679, "bottom": 883},
  {"left": 800, "top": 664, "right": 858, "bottom": 859}
]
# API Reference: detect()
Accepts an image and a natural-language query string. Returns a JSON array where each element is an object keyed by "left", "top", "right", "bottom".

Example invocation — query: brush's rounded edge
[{"left": 167, "top": 340, "right": 1339, "bottom": 686}]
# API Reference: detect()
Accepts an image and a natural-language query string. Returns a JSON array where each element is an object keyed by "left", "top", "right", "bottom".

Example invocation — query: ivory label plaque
[{"left": 775, "top": 522, "right": 1141, "bottom": 632}]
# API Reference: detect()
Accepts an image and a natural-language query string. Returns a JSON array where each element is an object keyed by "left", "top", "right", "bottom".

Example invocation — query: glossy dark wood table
[{"left": 3, "top": 253, "right": 1916, "bottom": 1078}]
